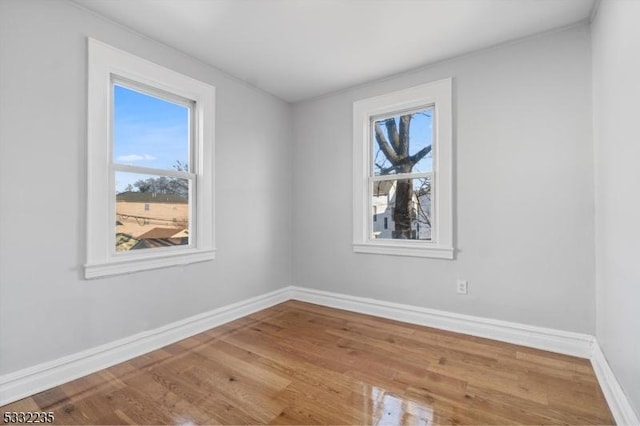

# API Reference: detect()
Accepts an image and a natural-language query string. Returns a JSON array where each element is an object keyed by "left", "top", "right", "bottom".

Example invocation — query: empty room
[{"left": 0, "top": 0, "right": 638, "bottom": 424}]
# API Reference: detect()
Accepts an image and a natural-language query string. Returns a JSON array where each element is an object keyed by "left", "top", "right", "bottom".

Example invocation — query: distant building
[
  {"left": 115, "top": 191, "right": 189, "bottom": 251},
  {"left": 372, "top": 180, "right": 432, "bottom": 240}
]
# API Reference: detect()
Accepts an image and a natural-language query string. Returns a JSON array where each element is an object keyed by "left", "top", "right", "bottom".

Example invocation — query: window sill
[
  {"left": 85, "top": 248, "right": 216, "bottom": 279},
  {"left": 353, "top": 242, "right": 454, "bottom": 259}
]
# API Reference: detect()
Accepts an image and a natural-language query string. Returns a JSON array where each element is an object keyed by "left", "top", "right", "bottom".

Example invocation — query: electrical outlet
[{"left": 456, "top": 280, "right": 468, "bottom": 295}]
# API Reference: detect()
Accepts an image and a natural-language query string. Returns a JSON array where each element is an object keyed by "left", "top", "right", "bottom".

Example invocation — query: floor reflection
[{"left": 368, "top": 385, "right": 434, "bottom": 425}]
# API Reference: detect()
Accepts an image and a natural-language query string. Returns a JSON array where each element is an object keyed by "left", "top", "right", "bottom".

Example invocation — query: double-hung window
[
  {"left": 353, "top": 78, "right": 453, "bottom": 258},
  {"left": 86, "top": 39, "right": 215, "bottom": 278}
]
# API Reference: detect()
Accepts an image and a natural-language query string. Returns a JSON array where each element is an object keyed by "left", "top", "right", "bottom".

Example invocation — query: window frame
[
  {"left": 86, "top": 38, "right": 215, "bottom": 279},
  {"left": 352, "top": 78, "right": 453, "bottom": 259}
]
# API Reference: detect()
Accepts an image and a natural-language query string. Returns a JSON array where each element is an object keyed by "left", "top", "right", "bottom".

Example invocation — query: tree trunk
[{"left": 393, "top": 178, "right": 413, "bottom": 239}]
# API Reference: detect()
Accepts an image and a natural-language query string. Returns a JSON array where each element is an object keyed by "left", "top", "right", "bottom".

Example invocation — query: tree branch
[
  {"left": 406, "top": 145, "right": 431, "bottom": 167},
  {"left": 374, "top": 122, "right": 400, "bottom": 164},
  {"left": 383, "top": 118, "right": 401, "bottom": 154},
  {"left": 398, "top": 114, "right": 411, "bottom": 157},
  {"left": 375, "top": 163, "right": 395, "bottom": 175}
]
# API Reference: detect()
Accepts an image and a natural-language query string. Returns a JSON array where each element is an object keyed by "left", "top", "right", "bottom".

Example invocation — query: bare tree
[
  {"left": 131, "top": 161, "right": 189, "bottom": 197},
  {"left": 374, "top": 114, "right": 431, "bottom": 239}
]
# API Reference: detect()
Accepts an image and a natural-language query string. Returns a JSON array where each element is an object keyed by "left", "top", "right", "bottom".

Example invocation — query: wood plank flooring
[{"left": 1, "top": 301, "right": 614, "bottom": 424}]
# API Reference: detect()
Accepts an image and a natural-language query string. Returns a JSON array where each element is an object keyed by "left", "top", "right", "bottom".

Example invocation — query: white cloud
[{"left": 116, "top": 154, "right": 156, "bottom": 162}]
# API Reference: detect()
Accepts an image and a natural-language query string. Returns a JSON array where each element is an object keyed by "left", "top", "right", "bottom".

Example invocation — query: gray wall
[
  {"left": 292, "top": 25, "right": 595, "bottom": 333},
  {"left": 0, "top": 0, "right": 292, "bottom": 374},
  {"left": 592, "top": 0, "right": 640, "bottom": 415}
]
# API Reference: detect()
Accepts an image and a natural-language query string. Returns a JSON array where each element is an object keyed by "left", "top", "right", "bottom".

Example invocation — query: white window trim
[
  {"left": 352, "top": 78, "right": 453, "bottom": 259},
  {"left": 86, "top": 38, "right": 215, "bottom": 279}
]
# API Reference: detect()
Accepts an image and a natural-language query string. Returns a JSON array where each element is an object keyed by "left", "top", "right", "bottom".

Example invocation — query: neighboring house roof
[
  {"left": 116, "top": 191, "right": 187, "bottom": 204},
  {"left": 172, "top": 229, "right": 189, "bottom": 238},
  {"left": 132, "top": 238, "right": 181, "bottom": 250},
  {"left": 137, "top": 227, "right": 184, "bottom": 239}
]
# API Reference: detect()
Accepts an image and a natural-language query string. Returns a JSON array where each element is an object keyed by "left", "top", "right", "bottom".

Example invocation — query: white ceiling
[{"left": 74, "top": 0, "right": 595, "bottom": 103}]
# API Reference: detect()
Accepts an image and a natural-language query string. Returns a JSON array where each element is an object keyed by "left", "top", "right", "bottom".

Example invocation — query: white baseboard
[
  {"left": 591, "top": 342, "right": 640, "bottom": 426},
  {"left": 0, "top": 287, "right": 290, "bottom": 407},
  {"left": 288, "top": 286, "right": 594, "bottom": 358},
  {"left": 2, "top": 285, "right": 637, "bottom": 425}
]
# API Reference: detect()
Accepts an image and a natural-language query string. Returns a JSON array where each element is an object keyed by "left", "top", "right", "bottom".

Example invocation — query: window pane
[
  {"left": 113, "top": 84, "right": 190, "bottom": 171},
  {"left": 115, "top": 172, "right": 190, "bottom": 252},
  {"left": 372, "top": 107, "right": 433, "bottom": 176},
  {"left": 372, "top": 177, "right": 432, "bottom": 240}
]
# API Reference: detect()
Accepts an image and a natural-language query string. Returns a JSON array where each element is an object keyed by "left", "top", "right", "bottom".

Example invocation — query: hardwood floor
[{"left": 2, "top": 301, "right": 614, "bottom": 425}]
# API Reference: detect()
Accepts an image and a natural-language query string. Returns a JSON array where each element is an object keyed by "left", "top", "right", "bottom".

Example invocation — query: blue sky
[
  {"left": 373, "top": 107, "right": 433, "bottom": 175},
  {"left": 113, "top": 84, "right": 189, "bottom": 192}
]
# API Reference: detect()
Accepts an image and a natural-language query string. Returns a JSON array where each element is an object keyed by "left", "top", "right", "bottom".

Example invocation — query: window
[
  {"left": 113, "top": 85, "right": 192, "bottom": 253},
  {"left": 353, "top": 79, "right": 453, "bottom": 258},
  {"left": 86, "top": 39, "right": 215, "bottom": 278}
]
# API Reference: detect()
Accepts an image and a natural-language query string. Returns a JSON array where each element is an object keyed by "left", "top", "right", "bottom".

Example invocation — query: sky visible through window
[{"left": 113, "top": 84, "right": 189, "bottom": 193}]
